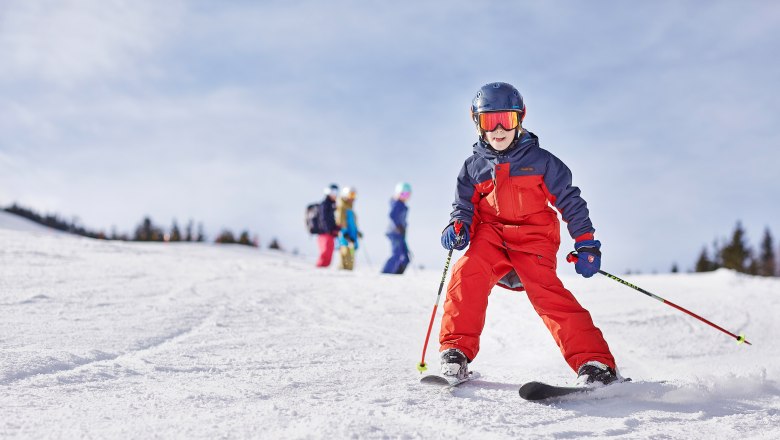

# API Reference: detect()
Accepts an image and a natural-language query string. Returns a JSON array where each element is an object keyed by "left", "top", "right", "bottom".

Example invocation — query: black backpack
[{"left": 305, "top": 203, "right": 323, "bottom": 234}]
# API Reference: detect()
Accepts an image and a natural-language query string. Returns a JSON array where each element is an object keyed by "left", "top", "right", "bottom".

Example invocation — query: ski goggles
[{"left": 476, "top": 111, "right": 520, "bottom": 132}]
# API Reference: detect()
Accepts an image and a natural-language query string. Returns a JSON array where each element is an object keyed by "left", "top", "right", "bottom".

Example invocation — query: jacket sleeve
[
  {"left": 543, "top": 152, "right": 595, "bottom": 239},
  {"left": 449, "top": 160, "right": 477, "bottom": 227},
  {"left": 345, "top": 211, "right": 358, "bottom": 241}
]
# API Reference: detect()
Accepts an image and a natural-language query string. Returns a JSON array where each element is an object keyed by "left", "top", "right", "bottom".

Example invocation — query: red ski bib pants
[{"left": 439, "top": 166, "right": 615, "bottom": 372}]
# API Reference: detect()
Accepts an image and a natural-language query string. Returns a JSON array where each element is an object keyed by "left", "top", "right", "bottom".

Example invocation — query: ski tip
[
  {"left": 420, "top": 371, "right": 478, "bottom": 388},
  {"left": 519, "top": 381, "right": 591, "bottom": 401},
  {"left": 518, "top": 381, "right": 548, "bottom": 400},
  {"left": 420, "top": 375, "right": 451, "bottom": 386}
]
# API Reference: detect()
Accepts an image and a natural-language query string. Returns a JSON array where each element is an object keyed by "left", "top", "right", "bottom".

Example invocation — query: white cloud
[{"left": 0, "top": 0, "right": 182, "bottom": 86}]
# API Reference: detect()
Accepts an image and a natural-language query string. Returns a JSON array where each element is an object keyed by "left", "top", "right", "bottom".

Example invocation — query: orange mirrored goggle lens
[{"left": 478, "top": 111, "right": 519, "bottom": 132}]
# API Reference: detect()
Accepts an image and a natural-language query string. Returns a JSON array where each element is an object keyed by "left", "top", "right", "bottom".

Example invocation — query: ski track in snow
[{"left": 1, "top": 221, "right": 779, "bottom": 439}]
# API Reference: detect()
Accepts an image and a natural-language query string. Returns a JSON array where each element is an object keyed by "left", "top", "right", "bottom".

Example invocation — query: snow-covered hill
[
  {"left": 1, "top": 227, "right": 778, "bottom": 439},
  {"left": 0, "top": 210, "right": 63, "bottom": 235}
]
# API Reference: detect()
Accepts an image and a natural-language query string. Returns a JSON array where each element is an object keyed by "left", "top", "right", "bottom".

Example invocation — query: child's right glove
[
  {"left": 572, "top": 239, "right": 602, "bottom": 278},
  {"left": 440, "top": 222, "right": 469, "bottom": 251}
]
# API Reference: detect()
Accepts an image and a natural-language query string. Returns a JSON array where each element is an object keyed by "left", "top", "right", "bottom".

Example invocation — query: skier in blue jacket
[
  {"left": 382, "top": 182, "right": 412, "bottom": 274},
  {"left": 336, "top": 186, "right": 361, "bottom": 270}
]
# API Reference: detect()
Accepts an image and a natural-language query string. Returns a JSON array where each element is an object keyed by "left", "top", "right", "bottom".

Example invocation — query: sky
[{"left": 1, "top": 0, "right": 779, "bottom": 273}]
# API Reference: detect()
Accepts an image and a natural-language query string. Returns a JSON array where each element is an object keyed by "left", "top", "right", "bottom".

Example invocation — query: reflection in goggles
[{"left": 478, "top": 111, "right": 519, "bottom": 132}]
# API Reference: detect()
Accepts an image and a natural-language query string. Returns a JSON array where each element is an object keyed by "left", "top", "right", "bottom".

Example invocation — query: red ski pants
[
  {"left": 315, "top": 233, "right": 335, "bottom": 267},
  {"left": 439, "top": 232, "right": 615, "bottom": 372}
]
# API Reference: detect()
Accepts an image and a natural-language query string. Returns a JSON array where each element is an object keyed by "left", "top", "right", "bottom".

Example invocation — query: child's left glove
[{"left": 572, "top": 239, "right": 601, "bottom": 278}]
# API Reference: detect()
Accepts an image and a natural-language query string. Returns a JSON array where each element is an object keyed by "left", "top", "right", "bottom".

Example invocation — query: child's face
[{"left": 485, "top": 127, "right": 516, "bottom": 151}]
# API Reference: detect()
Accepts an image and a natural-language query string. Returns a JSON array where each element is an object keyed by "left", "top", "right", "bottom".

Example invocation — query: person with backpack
[
  {"left": 336, "top": 186, "right": 360, "bottom": 270},
  {"left": 315, "top": 184, "right": 340, "bottom": 267},
  {"left": 437, "top": 82, "right": 619, "bottom": 386},
  {"left": 381, "top": 182, "right": 411, "bottom": 274}
]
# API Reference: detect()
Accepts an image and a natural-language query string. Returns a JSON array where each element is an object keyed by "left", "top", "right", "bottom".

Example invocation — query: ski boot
[
  {"left": 440, "top": 348, "right": 469, "bottom": 381},
  {"left": 576, "top": 361, "right": 618, "bottom": 386}
]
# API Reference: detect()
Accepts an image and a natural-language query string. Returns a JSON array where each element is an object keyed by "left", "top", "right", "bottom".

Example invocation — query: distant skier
[
  {"left": 438, "top": 82, "right": 619, "bottom": 386},
  {"left": 336, "top": 186, "right": 361, "bottom": 270},
  {"left": 381, "top": 182, "right": 411, "bottom": 274},
  {"left": 315, "top": 184, "right": 340, "bottom": 268}
]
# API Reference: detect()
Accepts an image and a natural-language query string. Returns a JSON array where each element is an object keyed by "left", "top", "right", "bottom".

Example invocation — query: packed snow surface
[{"left": 1, "top": 219, "right": 779, "bottom": 439}]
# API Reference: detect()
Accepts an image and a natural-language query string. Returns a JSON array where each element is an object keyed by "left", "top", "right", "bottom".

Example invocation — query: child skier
[
  {"left": 315, "top": 184, "right": 340, "bottom": 267},
  {"left": 438, "top": 82, "right": 618, "bottom": 385},
  {"left": 381, "top": 182, "right": 412, "bottom": 274},
  {"left": 336, "top": 186, "right": 361, "bottom": 270}
]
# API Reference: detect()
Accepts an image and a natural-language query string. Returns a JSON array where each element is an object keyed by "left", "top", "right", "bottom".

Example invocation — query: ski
[
  {"left": 518, "top": 381, "right": 590, "bottom": 400},
  {"left": 519, "top": 377, "right": 631, "bottom": 401},
  {"left": 420, "top": 371, "right": 478, "bottom": 388}
]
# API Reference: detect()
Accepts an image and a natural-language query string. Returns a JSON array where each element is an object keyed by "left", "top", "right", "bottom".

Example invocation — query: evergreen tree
[
  {"left": 134, "top": 217, "right": 153, "bottom": 241},
  {"left": 710, "top": 239, "right": 723, "bottom": 269},
  {"left": 720, "top": 221, "right": 751, "bottom": 273},
  {"left": 758, "top": 227, "right": 777, "bottom": 277},
  {"left": 170, "top": 220, "right": 182, "bottom": 242},
  {"left": 269, "top": 238, "right": 282, "bottom": 250},
  {"left": 695, "top": 247, "right": 715, "bottom": 272},
  {"left": 238, "top": 231, "right": 252, "bottom": 246},
  {"left": 185, "top": 220, "right": 194, "bottom": 242},
  {"left": 671, "top": 263, "right": 679, "bottom": 273},
  {"left": 215, "top": 230, "right": 236, "bottom": 244},
  {"left": 746, "top": 257, "right": 759, "bottom": 276},
  {"left": 196, "top": 222, "right": 205, "bottom": 242},
  {"left": 134, "top": 217, "right": 164, "bottom": 241}
]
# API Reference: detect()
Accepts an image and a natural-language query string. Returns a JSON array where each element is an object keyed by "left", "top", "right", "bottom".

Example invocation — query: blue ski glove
[
  {"left": 571, "top": 239, "right": 601, "bottom": 278},
  {"left": 440, "top": 222, "right": 469, "bottom": 251}
]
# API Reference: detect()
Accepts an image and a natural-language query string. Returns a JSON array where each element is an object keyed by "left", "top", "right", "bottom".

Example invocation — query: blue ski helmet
[{"left": 471, "top": 82, "right": 526, "bottom": 127}]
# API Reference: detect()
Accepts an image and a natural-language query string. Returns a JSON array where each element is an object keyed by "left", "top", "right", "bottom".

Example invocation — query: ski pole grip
[
  {"left": 454, "top": 220, "right": 463, "bottom": 236},
  {"left": 566, "top": 251, "right": 578, "bottom": 263}
]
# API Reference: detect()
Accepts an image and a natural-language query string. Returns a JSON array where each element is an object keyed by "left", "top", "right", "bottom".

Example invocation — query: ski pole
[
  {"left": 567, "top": 252, "right": 751, "bottom": 346},
  {"left": 407, "top": 246, "right": 417, "bottom": 274},
  {"left": 361, "top": 241, "right": 373, "bottom": 268},
  {"left": 417, "top": 221, "right": 463, "bottom": 372}
]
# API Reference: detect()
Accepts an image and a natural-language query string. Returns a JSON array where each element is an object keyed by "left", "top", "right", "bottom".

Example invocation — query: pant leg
[
  {"left": 396, "top": 239, "right": 409, "bottom": 275},
  {"left": 316, "top": 234, "right": 335, "bottom": 267},
  {"left": 339, "top": 244, "right": 355, "bottom": 270},
  {"left": 382, "top": 235, "right": 409, "bottom": 274},
  {"left": 439, "top": 230, "right": 513, "bottom": 361},
  {"left": 508, "top": 251, "right": 616, "bottom": 371}
]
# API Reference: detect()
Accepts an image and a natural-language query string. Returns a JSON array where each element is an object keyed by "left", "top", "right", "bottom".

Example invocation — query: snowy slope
[
  {"left": 1, "top": 229, "right": 778, "bottom": 439},
  {"left": 0, "top": 210, "right": 63, "bottom": 235}
]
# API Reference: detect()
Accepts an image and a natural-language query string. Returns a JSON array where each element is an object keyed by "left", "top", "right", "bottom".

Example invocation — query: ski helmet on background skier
[
  {"left": 394, "top": 182, "right": 412, "bottom": 200},
  {"left": 470, "top": 82, "right": 526, "bottom": 139},
  {"left": 324, "top": 183, "right": 339, "bottom": 198},
  {"left": 341, "top": 186, "right": 356, "bottom": 200}
]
